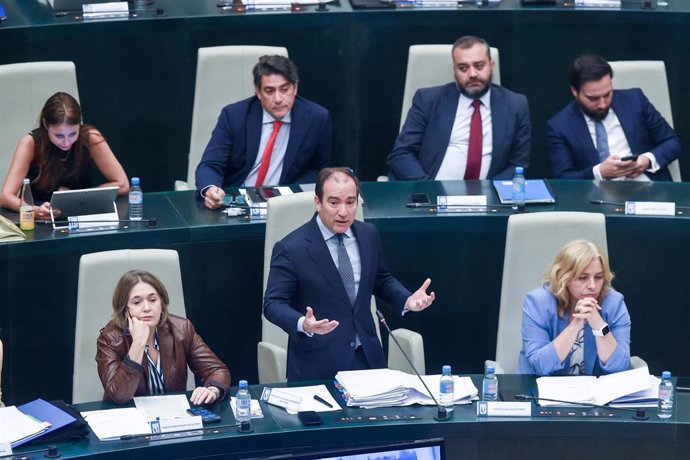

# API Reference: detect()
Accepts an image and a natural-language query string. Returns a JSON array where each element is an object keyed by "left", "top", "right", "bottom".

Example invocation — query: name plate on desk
[
  {"left": 260, "top": 387, "right": 302, "bottom": 412},
  {"left": 150, "top": 416, "right": 203, "bottom": 434},
  {"left": 476, "top": 401, "right": 532, "bottom": 417},
  {"left": 437, "top": 195, "right": 487, "bottom": 213},
  {"left": 625, "top": 201, "right": 675, "bottom": 216}
]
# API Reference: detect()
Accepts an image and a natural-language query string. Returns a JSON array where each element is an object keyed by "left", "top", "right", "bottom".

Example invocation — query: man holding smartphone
[{"left": 547, "top": 54, "right": 681, "bottom": 181}]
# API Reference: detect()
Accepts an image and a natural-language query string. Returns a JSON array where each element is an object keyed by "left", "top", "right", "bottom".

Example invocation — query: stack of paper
[
  {"left": 335, "top": 368, "right": 478, "bottom": 409},
  {"left": 0, "top": 406, "right": 50, "bottom": 447},
  {"left": 536, "top": 366, "right": 653, "bottom": 407}
]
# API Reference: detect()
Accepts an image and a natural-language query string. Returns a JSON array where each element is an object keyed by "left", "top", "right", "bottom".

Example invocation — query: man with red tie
[
  {"left": 387, "top": 36, "right": 531, "bottom": 181},
  {"left": 196, "top": 55, "right": 332, "bottom": 209}
]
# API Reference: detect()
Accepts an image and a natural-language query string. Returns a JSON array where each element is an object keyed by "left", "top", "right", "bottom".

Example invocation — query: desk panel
[{"left": 10, "top": 376, "right": 690, "bottom": 459}]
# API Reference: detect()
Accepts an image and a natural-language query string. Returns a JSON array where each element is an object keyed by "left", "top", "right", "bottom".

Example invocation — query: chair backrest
[
  {"left": 261, "top": 192, "right": 368, "bottom": 354},
  {"left": 73, "top": 249, "right": 189, "bottom": 403},
  {"left": 177, "top": 46, "right": 289, "bottom": 190},
  {"left": 496, "top": 212, "right": 607, "bottom": 374},
  {"left": 608, "top": 60, "right": 681, "bottom": 182},
  {"left": 400, "top": 45, "right": 501, "bottom": 130},
  {"left": 0, "top": 62, "right": 79, "bottom": 186}
]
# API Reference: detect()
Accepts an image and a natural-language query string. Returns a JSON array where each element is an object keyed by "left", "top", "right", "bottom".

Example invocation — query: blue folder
[
  {"left": 492, "top": 179, "right": 556, "bottom": 204},
  {"left": 14, "top": 399, "right": 77, "bottom": 447}
]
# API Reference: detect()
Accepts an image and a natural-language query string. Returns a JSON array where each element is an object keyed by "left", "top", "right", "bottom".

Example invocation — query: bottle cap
[
  {"left": 515, "top": 167, "right": 524, "bottom": 174},
  {"left": 132, "top": 177, "right": 140, "bottom": 185},
  {"left": 442, "top": 365, "right": 451, "bottom": 374},
  {"left": 487, "top": 365, "right": 495, "bottom": 373},
  {"left": 23, "top": 178, "right": 30, "bottom": 184},
  {"left": 662, "top": 371, "right": 672, "bottom": 379},
  {"left": 239, "top": 379, "right": 248, "bottom": 388}
]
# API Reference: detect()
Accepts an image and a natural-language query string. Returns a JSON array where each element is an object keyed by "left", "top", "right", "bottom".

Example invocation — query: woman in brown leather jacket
[{"left": 96, "top": 270, "right": 230, "bottom": 404}]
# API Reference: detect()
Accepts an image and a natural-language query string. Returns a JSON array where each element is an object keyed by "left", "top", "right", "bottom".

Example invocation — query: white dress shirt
[
  {"left": 435, "top": 90, "right": 493, "bottom": 180},
  {"left": 243, "top": 110, "right": 292, "bottom": 187},
  {"left": 584, "top": 109, "right": 658, "bottom": 181}
]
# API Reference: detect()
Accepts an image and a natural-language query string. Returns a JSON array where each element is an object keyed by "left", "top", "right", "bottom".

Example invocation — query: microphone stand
[
  {"left": 515, "top": 394, "right": 648, "bottom": 420},
  {"left": 375, "top": 310, "right": 452, "bottom": 421}
]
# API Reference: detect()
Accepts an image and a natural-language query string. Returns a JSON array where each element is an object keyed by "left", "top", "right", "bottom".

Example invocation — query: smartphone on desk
[
  {"left": 298, "top": 411, "right": 323, "bottom": 426},
  {"left": 187, "top": 406, "right": 221, "bottom": 423}
]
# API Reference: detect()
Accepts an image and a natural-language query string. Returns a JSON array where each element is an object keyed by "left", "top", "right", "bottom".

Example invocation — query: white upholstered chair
[
  {"left": 609, "top": 60, "right": 681, "bottom": 182},
  {"left": 175, "top": 46, "right": 289, "bottom": 190},
  {"left": 400, "top": 44, "right": 501, "bottom": 130},
  {"left": 489, "top": 211, "right": 645, "bottom": 374},
  {"left": 73, "top": 249, "right": 192, "bottom": 403},
  {"left": 257, "top": 191, "right": 425, "bottom": 384},
  {"left": 0, "top": 61, "right": 79, "bottom": 186}
]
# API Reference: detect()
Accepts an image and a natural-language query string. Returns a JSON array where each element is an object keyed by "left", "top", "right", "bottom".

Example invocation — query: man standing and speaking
[{"left": 264, "top": 167, "right": 435, "bottom": 381}]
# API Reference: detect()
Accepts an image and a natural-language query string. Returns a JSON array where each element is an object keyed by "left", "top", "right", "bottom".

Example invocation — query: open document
[
  {"left": 335, "top": 368, "right": 478, "bottom": 409},
  {"left": 0, "top": 405, "right": 51, "bottom": 447},
  {"left": 536, "top": 366, "right": 653, "bottom": 406}
]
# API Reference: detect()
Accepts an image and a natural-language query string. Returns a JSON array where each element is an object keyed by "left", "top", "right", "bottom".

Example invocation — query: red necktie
[
  {"left": 464, "top": 99, "right": 482, "bottom": 180},
  {"left": 255, "top": 120, "right": 283, "bottom": 187}
]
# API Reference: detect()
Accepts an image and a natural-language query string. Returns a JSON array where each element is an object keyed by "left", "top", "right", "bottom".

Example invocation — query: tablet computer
[{"left": 50, "top": 186, "right": 119, "bottom": 231}]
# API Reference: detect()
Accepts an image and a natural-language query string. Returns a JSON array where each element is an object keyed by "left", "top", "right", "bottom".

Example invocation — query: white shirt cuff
[
  {"left": 297, "top": 316, "right": 314, "bottom": 337},
  {"left": 593, "top": 164, "right": 604, "bottom": 181},
  {"left": 641, "top": 152, "right": 660, "bottom": 173}
]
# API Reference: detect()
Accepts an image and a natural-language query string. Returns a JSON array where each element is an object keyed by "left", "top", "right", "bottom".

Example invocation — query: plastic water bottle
[
  {"left": 482, "top": 365, "right": 498, "bottom": 401},
  {"left": 439, "top": 365, "right": 454, "bottom": 413},
  {"left": 19, "top": 178, "right": 35, "bottom": 231},
  {"left": 511, "top": 166, "right": 526, "bottom": 213},
  {"left": 236, "top": 380, "right": 251, "bottom": 423},
  {"left": 658, "top": 371, "right": 674, "bottom": 419},
  {"left": 128, "top": 177, "right": 143, "bottom": 221}
]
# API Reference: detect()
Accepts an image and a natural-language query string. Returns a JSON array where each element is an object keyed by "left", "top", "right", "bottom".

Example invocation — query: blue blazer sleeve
[
  {"left": 593, "top": 290, "right": 631, "bottom": 374},
  {"left": 520, "top": 288, "right": 566, "bottom": 376}
]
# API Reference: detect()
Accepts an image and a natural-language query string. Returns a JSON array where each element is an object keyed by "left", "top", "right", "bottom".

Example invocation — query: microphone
[
  {"left": 514, "top": 394, "right": 648, "bottom": 420},
  {"left": 36, "top": 217, "right": 159, "bottom": 228},
  {"left": 375, "top": 310, "right": 452, "bottom": 421},
  {"left": 590, "top": 199, "right": 625, "bottom": 206}
]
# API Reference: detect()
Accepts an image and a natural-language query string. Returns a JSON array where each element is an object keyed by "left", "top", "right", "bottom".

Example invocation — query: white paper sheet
[
  {"left": 133, "top": 394, "right": 191, "bottom": 420},
  {"left": 81, "top": 408, "right": 151, "bottom": 441}
]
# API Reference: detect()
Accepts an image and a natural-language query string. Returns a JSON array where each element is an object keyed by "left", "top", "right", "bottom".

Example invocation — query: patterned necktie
[
  {"left": 336, "top": 234, "right": 356, "bottom": 305},
  {"left": 594, "top": 120, "right": 610, "bottom": 163},
  {"left": 255, "top": 120, "right": 283, "bottom": 187},
  {"left": 464, "top": 99, "right": 482, "bottom": 180}
]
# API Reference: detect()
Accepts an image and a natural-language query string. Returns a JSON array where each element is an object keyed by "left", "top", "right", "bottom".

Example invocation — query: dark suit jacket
[
  {"left": 546, "top": 88, "right": 681, "bottom": 180},
  {"left": 387, "top": 83, "right": 531, "bottom": 180},
  {"left": 263, "top": 216, "right": 411, "bottom": 382},
  {"left": 195, "top": 96, "right": 332, "bottom": 193}
]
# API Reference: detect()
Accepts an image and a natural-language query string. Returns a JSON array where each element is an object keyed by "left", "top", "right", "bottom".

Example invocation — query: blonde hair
[{"left": 545, "top": 239, "right": 614, "bottom": 318}]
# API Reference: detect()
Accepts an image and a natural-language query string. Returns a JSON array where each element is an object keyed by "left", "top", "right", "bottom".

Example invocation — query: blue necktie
[
  {"left": 336, "top": 234, "right": 356, "bottom": 305},
  {"left": 595, "top": 120, "right": 610, "bottom": 162}
]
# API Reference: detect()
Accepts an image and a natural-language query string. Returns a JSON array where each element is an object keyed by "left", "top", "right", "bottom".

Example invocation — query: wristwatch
[{"left": 592, "top": 323, "right": 610, "bottom": 337}]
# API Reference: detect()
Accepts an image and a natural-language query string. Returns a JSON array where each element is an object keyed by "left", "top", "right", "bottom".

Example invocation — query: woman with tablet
[
  {"left": 0, "top": 92, "right": 129, "bottom": 220},
  {"left": 97, "top": 270, "right": 231, "bottom": 404},
  {"left": 518, "top": 239, "right": 631, "bottom": 376}
]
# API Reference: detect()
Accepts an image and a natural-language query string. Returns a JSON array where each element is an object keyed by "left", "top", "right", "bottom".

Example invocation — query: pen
[{"left": 313, "top": 395, "right": 333, "bottom": 408}]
